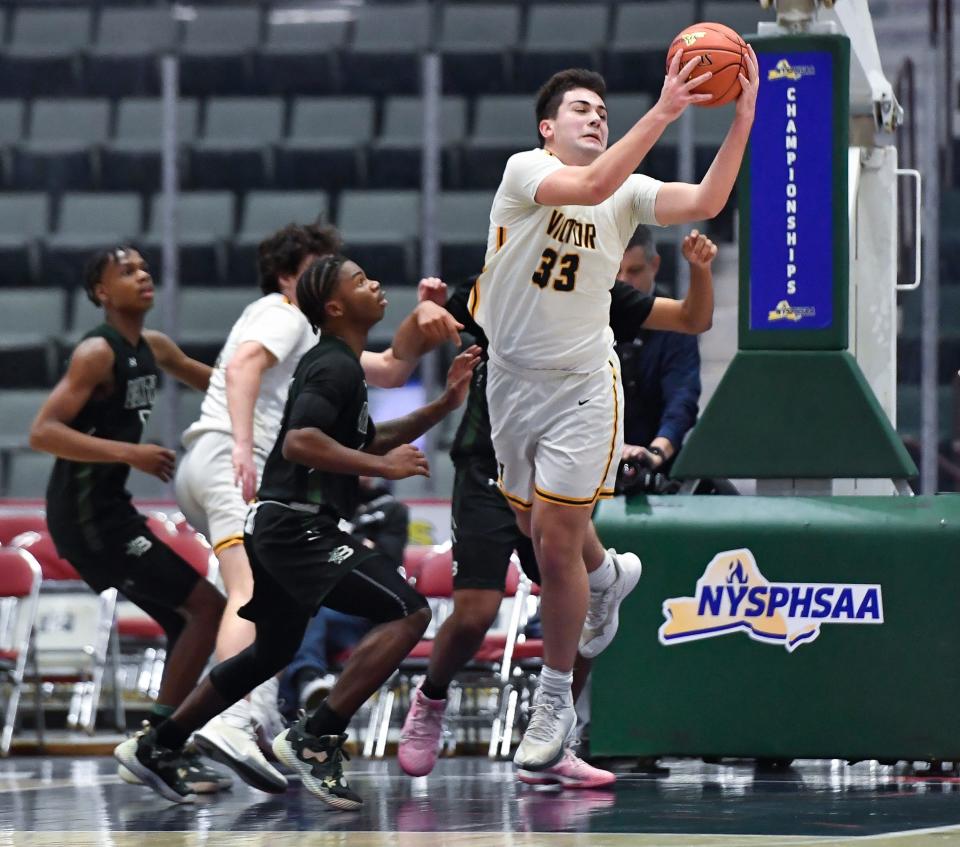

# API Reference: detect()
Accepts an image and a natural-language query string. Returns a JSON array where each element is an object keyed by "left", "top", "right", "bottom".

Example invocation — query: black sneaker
[
  {"left": 271, "top": 716, "right": 362, "bottom": 810},
  {"left": 114, "top": 725, "right": 200, "bottom": 804}
]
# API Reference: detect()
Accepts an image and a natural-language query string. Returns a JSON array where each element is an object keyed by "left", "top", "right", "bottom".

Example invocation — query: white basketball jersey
[
  {"left": 473, "top": 148, "right": 663, "bottom": 373},
  {"left": 182, "top": 293, "right": 316, "bottom": 456}
]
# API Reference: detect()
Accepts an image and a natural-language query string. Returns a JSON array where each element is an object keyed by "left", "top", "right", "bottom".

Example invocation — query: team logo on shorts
[
  {"left": 658, "top": 548, "right": 883, "bottom": 652},
  {"left": 328, "top": 545, "right": 355, "bottom": 565},
  {"left": 125, "top": 536, "right": 153, "bottom": 558}
]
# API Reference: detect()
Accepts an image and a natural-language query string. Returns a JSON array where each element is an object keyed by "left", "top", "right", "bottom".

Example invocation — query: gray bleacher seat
[
  {"left": 337, "top": 190, "right": 420, "bottom": 286},
  {"left": 0, "top": 192, "right": 49, "bottom": 287},
  {"left": 141, "top": 192, "right": 236, "bottom": 286},
  {"left": 606, "top": 1, "right": 696, "bottom": 91},
  {"left": 369, "top": 96, "right": 467, "bottom": 188},
  {"left": 517, "top": 5, "right": 610, "bottom": 90},
  {"left": 4, "top": 450, "right": 55, "bottom": 498},
  {"left": 42, "top": 193, "right": 142, "bottom": 287},
  {"left": 0, "top": 288, "right": 65, "bottom": 388},
  {"left": 177, "top": 287, "right": 252, "bottom": 347},
  {"left": 228, "top": 191, "right": 330, "bottom": 286},
  {"left": 438, "top": 5, "right": 520, "bottom": 93},
  {"left": 438, "top": 191, "right": 494, "bottom": 281},
  {"left": 0, "top": 100, "right": 26, "bottom": 145},
  {"left": 702, "top": 1, "right": 773, "bottom": 39},
  {"left": 275, "top": 98, "right": 374, "bottom": 191},
  {"left": 256, "top": 12, "right": 348, "bottom": 95},
  {"left": 179, "top": 6, "right": 262, "bottom": 95},
  {"left": 101, "top": 99, "right": 200, "bottom": 192},
  {"left": 462, "top": 95, "right": 538, "bottom": 188},
  {"left": 11, "top": 99, "right": 111, "bottom": 192},
  {"left": 190, "top": 97, "right": 285, "bottom": 190},
  {"left": 85, "top": 7, "right": 180, "bottom": 97},
  {"left": 603, "top": 92, "right": 679, "bottom": 182},
  {"left": 0, "top": 390, "right": 49, "bottom": 449},
  {"left": 142, "top": 387, "right": 204, "bottom": 446},
  {"left": 0, "top": 8, "right": 93, "bottom": 96},
  {"left": 371, "top": 284, "right": 420, "bottom": 348},
  {"left": 341, "top": 4, "right": 431, "bottom": 94}
]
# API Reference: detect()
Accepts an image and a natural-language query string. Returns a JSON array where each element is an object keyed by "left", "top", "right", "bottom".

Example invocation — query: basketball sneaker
[
  {"left": 250, "top": 676, "right": 287, "bottom": 758},
  {"left": 517, "top": 747, "right": 616, "bottom": 789},
  {"left": 192, "top": 699, "right": 288, "bottom": 793},
  {"left": 513, "top": 689, "right": 576, "bottom": 772},
  {"left": 117, "top": 739, "right": 232, "bottom": 792},
  {"left": 397, "top": 685, "right": 446, "bottom": 776},
  {"left": 579, "top": 550, "right": 642, "bottom": 659},
  {"left": 272, "top": 716, "right": 362, "bottom": 810},
  {"left": 113, "top": 725, "right": 201, "bottom": 804}
]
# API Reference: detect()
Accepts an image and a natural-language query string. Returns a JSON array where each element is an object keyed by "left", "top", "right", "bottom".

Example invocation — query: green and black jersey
[
  {"left": 46, "top": 323, "right": 158, "bottom": 543},
  {"left": 257, "top": 334, "right": 376, "bottom": 520}
]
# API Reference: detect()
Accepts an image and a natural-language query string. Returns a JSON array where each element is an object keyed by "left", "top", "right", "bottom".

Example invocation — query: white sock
[
  {"left": 539, "top": 666, "right": 573, "bottom": 704},
  {"left": 588, "top": 550, "right": 617, "bottom": 592}
]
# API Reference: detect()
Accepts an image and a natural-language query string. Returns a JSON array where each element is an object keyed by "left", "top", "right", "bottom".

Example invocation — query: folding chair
[
  {"left": 0, "top": 546, "right": 42, "bottom": 755},
  {"left": 0, "top": 511, "right": 47, "bottom": 546}
]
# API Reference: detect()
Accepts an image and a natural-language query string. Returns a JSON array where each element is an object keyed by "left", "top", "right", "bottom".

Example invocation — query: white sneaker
[
  {"left": 579, "top": 550, "right": 642, "bottom": 659},
  {"left": 513, "top": 689, "right": 577, "bottom": 772},
  {"left": 299, "top": 673, "right": 337, "bottom": 713},
  {"left": 192, "top": 700, "right": 288, "bottom": 793},
  {"left": 250, "top": 677, "right": 287, "bottom": 755}
]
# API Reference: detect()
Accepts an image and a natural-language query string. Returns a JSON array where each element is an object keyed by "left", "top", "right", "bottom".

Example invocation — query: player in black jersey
[
  {"left": 116, "top": 253, "right": 480, "bottom": 808},
  {"left": 29, "top": 246, "right": 229, "bottom": 792},
  {"left": 398, "top": 230, "right": 718, "bottom": 786}
]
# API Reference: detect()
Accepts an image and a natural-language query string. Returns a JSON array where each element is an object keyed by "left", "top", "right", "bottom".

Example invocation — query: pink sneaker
[
  {"left": 517, "top": 748, "right": 616, "bottom": 789},
  {"left": 397, "top": 687, "right": 446, "bottom": 777}
]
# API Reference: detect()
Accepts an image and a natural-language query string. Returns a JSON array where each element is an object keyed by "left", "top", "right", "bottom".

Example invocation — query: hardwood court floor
[{"left": 3, "top": 756, "right": 960, "bottom": 846}]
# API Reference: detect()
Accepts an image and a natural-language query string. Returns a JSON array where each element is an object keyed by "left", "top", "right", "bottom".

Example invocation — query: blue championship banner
[{"left": 750, "top": 51, "right": 834, "bottom": 331}]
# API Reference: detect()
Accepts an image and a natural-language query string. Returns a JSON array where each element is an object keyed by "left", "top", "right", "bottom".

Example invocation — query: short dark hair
[
  {"left": 626, "top": 225, "right": 658, "bottom": 258},
  {"left": 535, "top": 68, "right": 607, "bottom": 147},
  {"left": 257, "top": 222, "right": 342, "bottom": 296},
  {"left": 297, "top": 254, "right": 346, "bottom": 332},
  {"left": 82, "top": 245, "right": 137, "bottom": 306}
]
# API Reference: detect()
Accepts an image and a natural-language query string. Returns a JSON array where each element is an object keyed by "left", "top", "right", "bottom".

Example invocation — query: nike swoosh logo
[{"left": 578, "top": 399, "right": 590, "bottom": 406}]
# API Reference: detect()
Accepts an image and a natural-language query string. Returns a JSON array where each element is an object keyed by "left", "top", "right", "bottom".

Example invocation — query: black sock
[
  {"left": 147, "top": 703, "right": 175, "bottom": 728},
  {"left": 304, "top": 700, "right": 349, "bottom": 737},
  {"left": 154, "top": 718, "right": 191, "bottom": 751},
  {"left": 420, "top": 677, "right": 448, "bottom": 702}
]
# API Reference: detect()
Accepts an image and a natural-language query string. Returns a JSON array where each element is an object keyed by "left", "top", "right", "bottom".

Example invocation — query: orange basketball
[{"left": 666, "top": 22, "right": 747, "bottom": 108}]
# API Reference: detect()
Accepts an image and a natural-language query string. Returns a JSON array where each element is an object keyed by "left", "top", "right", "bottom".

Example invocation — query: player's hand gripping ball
[{"left": 667, "top": 23, "right": 748, "bottom": 107}]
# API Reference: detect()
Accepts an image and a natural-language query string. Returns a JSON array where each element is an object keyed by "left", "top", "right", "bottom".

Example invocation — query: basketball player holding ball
[{"left": 465, "top": 32, "right": 759, "bottom": 776}]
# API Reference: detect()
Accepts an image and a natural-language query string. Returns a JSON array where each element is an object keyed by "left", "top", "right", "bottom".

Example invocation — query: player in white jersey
[
  {"left": 175, "top": 223, "right": 462, "bottom": 789},
  {"left": 473, "top": 57, "right": 759, "bottom": 772}
]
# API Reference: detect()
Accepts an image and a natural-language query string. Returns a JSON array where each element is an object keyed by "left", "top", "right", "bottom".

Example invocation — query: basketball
[{"left": 666, "top": 22, "right": 747, "bottom": 108}]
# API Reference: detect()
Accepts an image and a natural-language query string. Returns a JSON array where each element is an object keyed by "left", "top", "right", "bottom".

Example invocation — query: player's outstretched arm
[
  {"left": 535, "top": 52, "right": 713, "bottom": 208},
  {"left": 143, "top": 329, "right": 212, "bottom": 392},
  {"left": 29, "top": 339, "right": 175, "bottom": 480},
  {"left": 654, "top": 47, "right": 759, "bottom": 224},
  {"left": 643, "top": 231, "right": 717, "bottom": 334},
  {"left": 364, "top": 346, "right": 480, "bottom": 456}
]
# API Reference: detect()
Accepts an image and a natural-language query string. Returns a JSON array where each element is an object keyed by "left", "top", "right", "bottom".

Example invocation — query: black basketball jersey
[
  {"left": 257, "top": 334, "right": 376, "bottom": 519},
  {"left": 46, "top": 323, "right": 158, "bottom": 539}
]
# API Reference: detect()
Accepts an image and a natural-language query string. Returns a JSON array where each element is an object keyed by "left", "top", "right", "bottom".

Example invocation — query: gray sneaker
[
  {"left": 513, "top": 689, "right": 576, "bottom": 772},
  {"left": 579, "top": 550, "right": 642, "bottom": 659}
]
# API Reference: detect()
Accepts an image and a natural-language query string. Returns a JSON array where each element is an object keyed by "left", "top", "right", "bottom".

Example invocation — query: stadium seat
[
  {"left": 371, "top": 284, "right": 420, "bottom": 348},
  {"left": 515, "top": 5, "right": 610, "bottom": 91},
  {"left": 0, "top": 98, "right": 27, "bottom": 155},
  {"left": 438, "top": 191, "right": 495, "bottom": 281},
  {"left": 228, "top": 191, "right": 330, "bottom": 287},
  {"left": 10, "top": 99, "right": 110, "bottom": 191},
  {"left": 189, "top": 97, "right": 285, "bottom": 190},
  {"left": 0, "top": 192, "right": 48, "bottom": 287},
  {"left": 101, "top": 99, "right": 200, "bottom": 193},
  {"left": 337, "top": 190, "right": 420, "bottom": 286},
  {"left": 341, "top": 4, "right": 431, "bottom": 95},
  {"left": 0, "top": 8, "right": 92, "bottom": 97},
  {"left": 41, "top": 193, "right": 142, "bottom": 288},
  {"left": 0, "top": 391, "right": 50, "bottom": 451},
  {"left": 84, "top": 7, "right": 179, "bottom": 97},
  {"left": 141, "top": 192, "right": 236, "bottom": 286},
  {"left": 176, "top": 287, "right": 252, "bottom": 357},
  {"left": 0, "top": 512, "right": 47, "bottom": 546},
  {"left": 178, "top": 6, "right": 262, "bottom": 96},
  {"left": 702, "top": 1, "right": 773, "bottom": 39},
  {"left": 275, "top": 98, "right": 374, "bottom": 191},
  {"left": 0, "top": 288, "right": 65, "bottom": 388},
  {"left": 4, "top": 451, "right": 55, "bottom": 500},
  {"left": 255, "top": 12, "right": 347, "bottom": 95},
  {"left": 604, "top": 93, "right": 654, "bottom": 144},
  {"left": 438, "top": 4, "right": 520, "bottom": 94},
  {"left": 462, "top": 96, "right": 539, "bottom": 189},
  {"left": 368, "top": 96, "right": 467, "bottom": 188},
  {"left": 605, "top": 2, "right": 695, "bottom": 91}
]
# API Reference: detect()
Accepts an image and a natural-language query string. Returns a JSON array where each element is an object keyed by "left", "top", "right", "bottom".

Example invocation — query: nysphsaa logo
[{"left": 659, "top": 549, "right": 883, "bottom": 653}]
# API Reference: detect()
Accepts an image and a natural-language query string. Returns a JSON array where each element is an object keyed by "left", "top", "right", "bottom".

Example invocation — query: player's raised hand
[
  {"left": 232, "top": 442, "right": 258, "bottom": 502},
  {"left": 442, "top": 345, "right": 482, "bottom": 409},
  {"left": 381, "top": 444, "right": 430, "bottom": 480},
  {"left": 415, "top": 301, "right": 463, "bottom": 348},
  {"left": 129, "top": 443, "right": 176, "bottom": 482},
  {"left": 417, "top": 276, "right": 447, "bottom": 305},
  {"left": 681, "top": 230, "right": 718, "bottom": 268},
  {"left": 657, "top": 51, "right": 714, "bottom": 121},
  {"left": 735, "top": 45, "right": 760, "bottom": 120}
]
